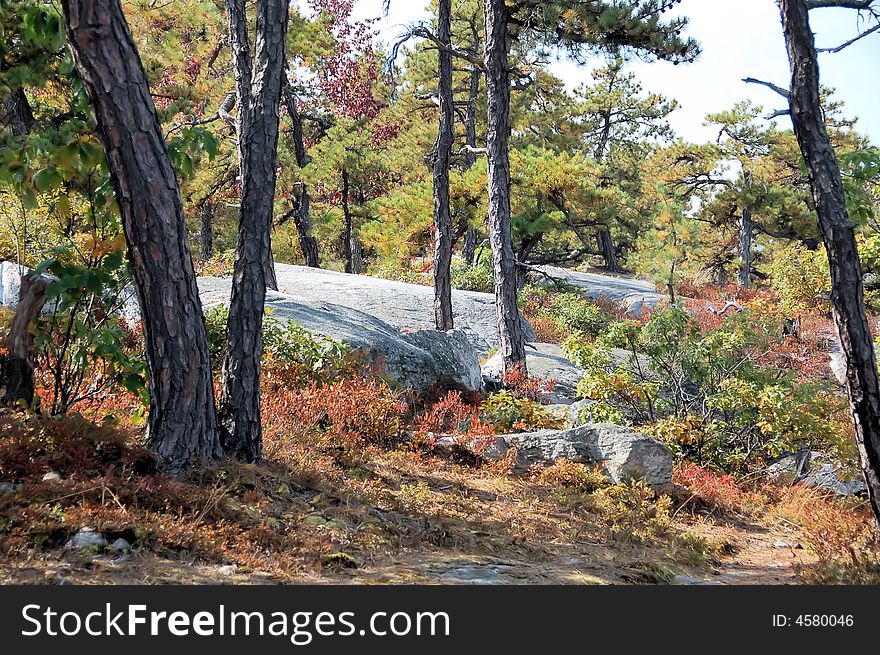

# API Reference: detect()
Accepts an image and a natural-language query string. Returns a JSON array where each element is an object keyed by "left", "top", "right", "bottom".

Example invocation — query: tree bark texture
[
  {"left": 282, "top": 80, "right": 320, "bottom": 268},
  {"left": 738, "top": 172, "right": 753, "bottom": 289},
  {"left": 433, "top": 0, "right": 454, "bottom": 331},
  {"left": 220, "top": 0, "right": 288, "bottom": 462},
  {"left": 597, "top": 226, "right": 621, "bottom": 273},
  {"left": 341, "top": 168, "right": 355, "bottom": 274},
  {"left": 0, "top": 271, "right": 48, "bottom": 405},
  {"left": 61, "top": 0, "right": 222, "bottom": 470},
  {"left": 200, "top": 201, "right": 213, "bottom": 261},
  {"left": 2, "top": 87, "right": 34, "bottom": 136},
  {"left": 484, "top": 0, "right": 527, "bottom": 374},
  {"left": 781, "top": 0, "right": 880, "bottom": 524}
]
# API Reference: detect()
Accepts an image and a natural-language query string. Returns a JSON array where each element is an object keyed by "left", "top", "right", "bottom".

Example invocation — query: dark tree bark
[
  {"left": 597, "top": 227, "right": 621, "bottom": 274},
  {"left": 433, "top": 0, "right": 455, "bottom": 331},
  {"left": 341, "top": 168, "right": 355, "bottom": 274},
  {"left": 0, "top": 271, "right": 48, "bottom": 406},
  {"left": 282, "top": 80, "right": 320, "bottom": 268},
  {"left": 2, "top": 87, "right": 34, "bottom": 136},
  {"left": 484, "top": 0, "right": 527, "bottom": 374},
  {"left": 461, "top": 60, "right": 482, "bottom": 267},
  {"left": 738, "top": 172, "right": 753, "bottom": 288},
  {"left": 780, "top": 0, "right": 880, "bottom": 525},
  {"left": 61, "top": 0, "right": 222, "bottom": 470},
  {"left": 219, "top": 0, "right": 289, "bottom": 462},
  {"left": 200, "top": 201, "right": 214, "bottom": 261}
]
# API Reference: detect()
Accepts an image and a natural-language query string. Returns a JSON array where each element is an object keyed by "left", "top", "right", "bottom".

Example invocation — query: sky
[{"left": 352, "top": 0, "right": 880, "bottom": 146}]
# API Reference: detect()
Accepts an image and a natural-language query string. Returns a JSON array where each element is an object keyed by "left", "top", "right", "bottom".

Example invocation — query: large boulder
[
  {"left": 535, "top": 265, "right": 663, "bottom": 317},
  {"left": 269, "top": 264, "right": 535, "bottom": 356},
  {"left": 486, "top": 424, "right": 673, "bottom": 486},
  {"left": 199, "top": 279, "right": 483, "bottom": 393}
]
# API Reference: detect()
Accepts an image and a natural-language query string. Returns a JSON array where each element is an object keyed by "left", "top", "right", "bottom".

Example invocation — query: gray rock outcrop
[
  {"left": 486, "top": 423, "right": 673, "bottom": 486},
  {"left": 199, "top": 279, "right": 483, "bottom": 393}
]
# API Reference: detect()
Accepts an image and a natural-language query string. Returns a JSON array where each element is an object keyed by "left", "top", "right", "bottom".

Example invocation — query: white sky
[{"left": 352, "top": 0, "right": 880, "bottom": 146}]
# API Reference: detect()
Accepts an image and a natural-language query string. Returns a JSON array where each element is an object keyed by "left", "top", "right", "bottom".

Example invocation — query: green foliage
[
  {"left": 451, "top": 253, "right": 494, "bottom": 293},
  {"left": 480, "top": 390, "right": 561, "bottom": 433},
  {"left": 204, "top": 306, "right": 356, "bottom": 385},
  {"left": 565, "top": 306, "right": 847, "bottom": 472},
  {"left": 33, "top": 248, "right": 147, "bottom": 414},
  {"left": 766, "top": 242, "right": 831, "bottom": 317}
]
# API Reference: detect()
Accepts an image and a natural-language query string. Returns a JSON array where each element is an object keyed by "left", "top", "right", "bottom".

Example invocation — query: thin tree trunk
[
  {"left": 738, "top": 172, "right": 753, "bottom": 289},
  {"left": 597, "top": 226, "right": 621, "bottom": 273},
  {"left": 350, "top": 234, "right": 363, "bottom": 275},
  {"left": 433, "top": 0, "right": 454, "bottom": 331},
  {"left": 282, "top": 80, "right": 320, "bottom": 268},
  {"left": 220, "top": 0, "right": 288, "bottom": 462},
  {"left": 462, "top": 228, "right": 478, "bottom": 265},
  {"left": 341, "top": 168, "right": 354, "bottom": 274},
  {"left": 200, "top": 201, "right": 213, "bottom": 261},
  {"left": 484, "top": 0, "right": 526, "bottom": 375},
  {"left": 0, "top": 271, "right": 48, "bottom": 405},
  {"left": 781, "top": 0, "right": 880, "bottom": 525},
  {"left": 461, "top": 62, "right": 481, "bottom": 267},
  {"left": 61, "top": 0, "right": 222, "bottom": 470}
]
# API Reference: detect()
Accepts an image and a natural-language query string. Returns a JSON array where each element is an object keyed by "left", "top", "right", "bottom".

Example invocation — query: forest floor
[{"left": 0, "top": 410, "right": 837, "bottom": 586}]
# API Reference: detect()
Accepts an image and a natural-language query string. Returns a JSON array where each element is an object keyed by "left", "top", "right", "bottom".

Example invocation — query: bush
[
  {"left": 592, "top": 479, "right": 673, "bottom": 544},
  {"left": 205, "top": 306, "right": 357, "bottom": 385},
  {"left": 565, "top": 306, "right": 848, "bottom": 472},
  {"left": 451, "top": 255, "right": 493, "bottom": 293},
  {"left": 34, "top": 248, "right": 148, "bottom": 414},
  {"left": 536, "top": 459, "right": 608, "bottom": 493},
  {"left": 481, "top": 390, "right": 561, "bottom": 433},
  {"left": 519, "top": 286, "right": 613, "bottom": 343},
  {"left": 766, "top": 242, "right": 831, "bottom": 317}
]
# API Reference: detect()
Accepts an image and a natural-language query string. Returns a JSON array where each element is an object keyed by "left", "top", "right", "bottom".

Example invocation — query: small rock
[
  {"left": 773, "top": 539, "right": 793, "bottom": 549},
  {"left": 0, "top": 481, "right": 22, "bottom": 496},
  {"left": 109, "top": 538, "right": 131, "bottom": 553},
  {"left": 218, "top": 564, "right": 238, "bottom": 576},
  {"left": 57, "top": 577, "right": 71, "bottom": 586},
  {"left": 42, "top": 471, "right": 61, "bottom": 482},
  {"left": 65, "top": 528, "right": 108, "bottom": 551}
]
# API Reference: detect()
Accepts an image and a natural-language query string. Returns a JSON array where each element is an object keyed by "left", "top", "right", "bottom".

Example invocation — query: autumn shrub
[
  {"left": 592, "top": 479, "right": 673, "bottom": 544},
  {"left": 0, "top": 412, "right": 155, "bottom": 482},
  {"left": 481, "top": 390, "right": 561, "bottom": 433},
  {"left": 672, "top": 462, "right": 744, "bottom": 514},
  {"left": 263, "top": 376, "right": 406, "bottom": 448},
  {"left": 535, "top": 459, "right": 608, "bottom": 493},
  {"left": 771, "top": 487, "right": 880, "bottom": 584},
  {"left": 519, "top": 285, "right": 612, "bottom": 343},
  {"left": 414, "top": 391, "right": 479, "bottom": 439}
]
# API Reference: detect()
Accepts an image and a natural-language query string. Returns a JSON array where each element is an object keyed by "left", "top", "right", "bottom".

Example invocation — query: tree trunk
[
  {"left": 0, "top": 271, "right": 48, "bottom": 406},
  {"left": 219, "top": 0, "right": 288, "bottom": 462},
  {"left": 781, "top": 0, "right": 880, "bottom": 525},
  {"left": 738, "top": 172, "right": 753, "bottom": 289},
  {"left": 341, "top": 168, "right": 354, "bottom": 274},
  {"left": 200, "top": 201, "right": 213, "bottom": 261},
  {"left": 462, "top": 228, "right": 478, "bottom": 265},
  {"left": 433, "top": 0, "right": 454, "bottom": 331},
  {"left": 2, "top": 87, "right": 34, "bottom": 136},
  {"left": 282, "top": 80, "right": 320, "bottom": 268},
  {"left": 460, "top": 62, "right": 482, "bottom": 268},
  {"left": 597, "top": 227, "right": 621, "bottom": 273},
  {"left": 484, "top": 0, "right": 526, "bottom": 375},
  {"left": 61, "top": 0, "right": 222, "bottom": 470},
  {"left": 350, "top": 234, "right": 363, "bottom": 275}
]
